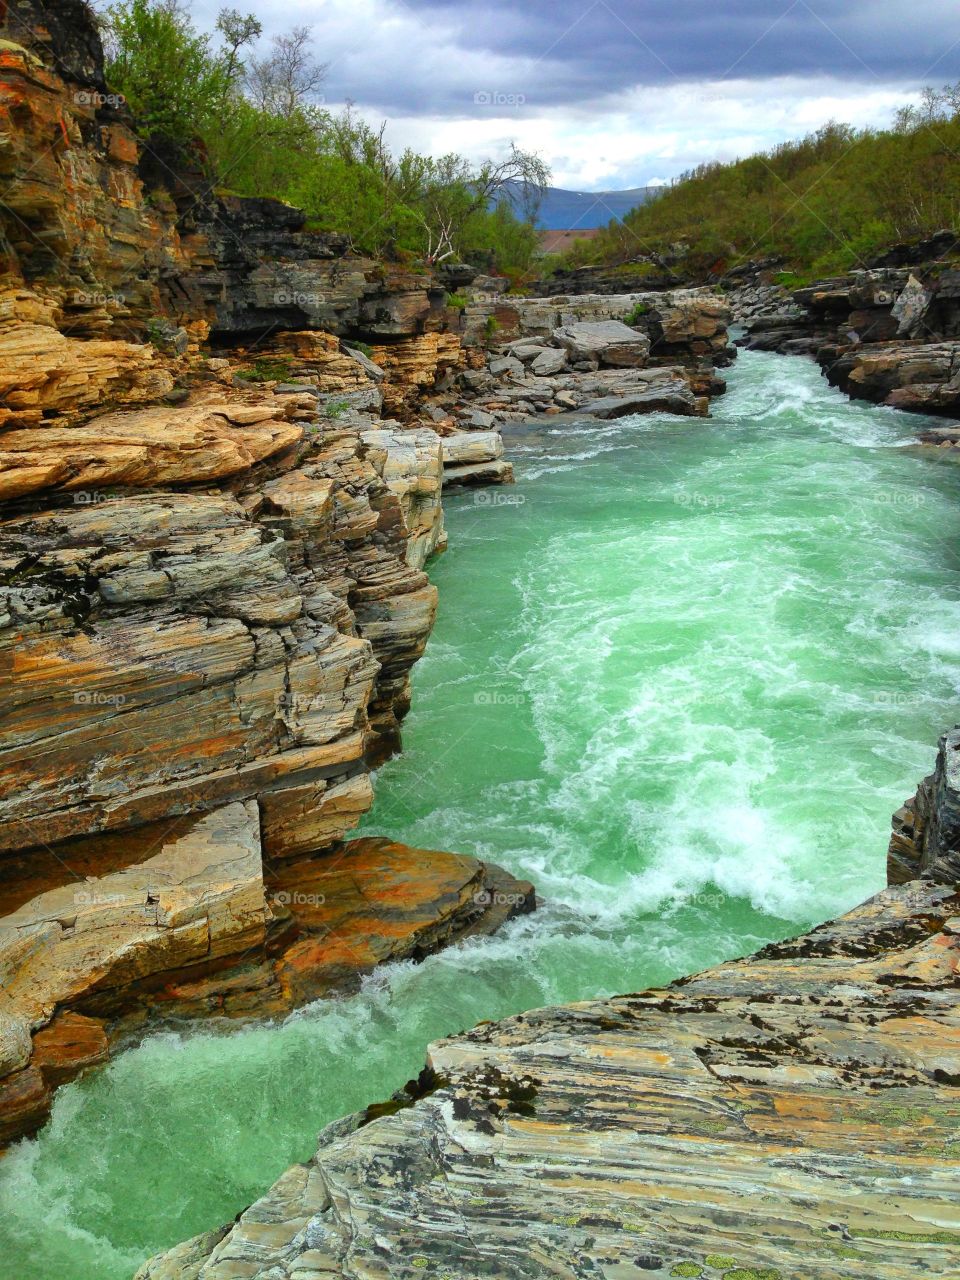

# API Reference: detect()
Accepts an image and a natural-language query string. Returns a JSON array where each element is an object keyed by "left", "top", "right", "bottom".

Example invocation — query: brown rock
[{"left": 31, "top": 1011, "right": 108, "bottom": 1087}]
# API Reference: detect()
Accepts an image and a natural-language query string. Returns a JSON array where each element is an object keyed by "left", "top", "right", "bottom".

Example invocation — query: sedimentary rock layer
[
  {"left": 0, "top": 823, "right": 534, "bottom": 1144},
  {"left": 139, "top": 877, "right": 960, "bottom": 1280},
  {"left": 890, "top": 723, "right": 960, "bottom": 883}
]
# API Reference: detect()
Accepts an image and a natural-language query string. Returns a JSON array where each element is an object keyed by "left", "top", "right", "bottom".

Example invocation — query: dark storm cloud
[
  {"left": 379, "top": 0, "right": 958, "bottom": 108},
  {"left": 189, "top": 0, "right": 958, "bottom": 119}
]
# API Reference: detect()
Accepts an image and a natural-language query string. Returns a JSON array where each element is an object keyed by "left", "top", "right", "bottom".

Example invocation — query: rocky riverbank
[
  {"left": 139, "top": 728, "right": 960, "bottom": 1280},
  {"left": 3, "top": 8, "right": 958, "bottom": 1276},
  {"left": 728, "top": 246, "right": 960, "bottom": 448}
]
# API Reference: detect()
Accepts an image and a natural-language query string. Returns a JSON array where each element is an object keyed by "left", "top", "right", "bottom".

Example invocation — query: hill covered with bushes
[{"left": 558, "top": 88, "right": 960, "bottom": 283}]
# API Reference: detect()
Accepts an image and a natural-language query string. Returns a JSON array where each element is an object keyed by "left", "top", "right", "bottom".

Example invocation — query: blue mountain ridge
[{"left": 500, "top": 182, "right": 659, "bottom": 230}]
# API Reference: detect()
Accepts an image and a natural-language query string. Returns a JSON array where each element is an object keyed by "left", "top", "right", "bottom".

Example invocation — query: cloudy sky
[{"left": 189, "top": 0, "right": 960, "bottom": 189}]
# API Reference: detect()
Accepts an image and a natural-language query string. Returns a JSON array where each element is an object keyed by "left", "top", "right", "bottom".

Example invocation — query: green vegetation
[
  {"left": 97, "top": 1, "right": 547, "bottom": 273},
  {"left": 561, "top": 87, "right": 960, "bottom": 281},
  {"left": 444, "top": 292, "right": 469, "bottom": 311},
  {"left": 234, "top": 356, "right": 293, "bottom": 382},
  {"left": 624, "top": 301, "right": 649, "bottom": 324}
]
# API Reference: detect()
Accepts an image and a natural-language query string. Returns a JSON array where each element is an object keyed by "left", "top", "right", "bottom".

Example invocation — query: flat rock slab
[
  {"left": 582, "top": 382, "right": 704, "bottom": 418},
  {"left": 269, "top": 837, "right": 535, "bottom": 1004},
  {"left": 552, "top": 320, "right": 651, "bottom": 367},
  {"left": 441, "top": 430, "right": 504, "bottom": 466},
  {"left": 0, "top": 400, "right": 304, "bottom": 500},
  {"left": 443, "top": 460, "right": 515, "bottom": 486},
  {"left": 141, "top": 880, "right": 960, "bottom": 1280}
]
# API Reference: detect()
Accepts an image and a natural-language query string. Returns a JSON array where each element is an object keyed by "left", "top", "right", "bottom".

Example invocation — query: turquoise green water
[{"left": 3, "top": 350, "right": 960, "bottom": 1278}]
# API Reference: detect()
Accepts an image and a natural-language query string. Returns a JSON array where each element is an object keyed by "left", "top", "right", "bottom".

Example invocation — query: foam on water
[{"left": 3, "top": 350, "right": 960, "bottom": 1279}]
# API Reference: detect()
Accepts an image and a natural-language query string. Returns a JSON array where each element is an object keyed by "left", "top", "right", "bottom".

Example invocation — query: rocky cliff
[{"left": 0, "top": 1, "right": 527, "bottom": 1145}]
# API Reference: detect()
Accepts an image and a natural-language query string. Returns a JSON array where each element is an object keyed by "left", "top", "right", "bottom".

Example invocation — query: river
[{"left": 2, "top": 349, "right": 960, "bottom": 1279}]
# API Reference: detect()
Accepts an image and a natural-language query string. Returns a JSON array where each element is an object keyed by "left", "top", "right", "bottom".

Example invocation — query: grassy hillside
[{"left": 560, "top": 90, "right": 960, "bottom": 283}]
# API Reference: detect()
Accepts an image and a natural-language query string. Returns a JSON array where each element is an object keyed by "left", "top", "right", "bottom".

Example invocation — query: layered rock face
[
  {"left": 140, "top": 874, "right": 960, "bottom": 1280},
  {"left": 0, "top": 814, "right": 534, "bottom": 1144},
  {"left": 732, "top": 257, "right": 960, "bottom": 430},
  {"left": 0, "top": 361, "right": 456, "bottom": 1131},
  {"left": 889, "top": 724, "right": 960, "bottom": 883}
]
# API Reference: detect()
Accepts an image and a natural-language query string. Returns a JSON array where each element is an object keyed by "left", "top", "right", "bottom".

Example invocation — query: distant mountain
[{"left": 500, "top": 183, "right": 659, "bottom": 230}]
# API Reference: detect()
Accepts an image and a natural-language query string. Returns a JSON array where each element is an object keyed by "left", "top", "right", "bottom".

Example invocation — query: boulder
[
  {"left": 531, "top": 348, "right": 568, "bottom": 376},
  {"left": 442, "top": 431, "right": 504, "bottom": 466},
  {"left": 489, "top": 355, "right": 525, "bottom": 378},
  {"left": 552, "top": 320, "right": 650, "bottom": 367},
  {"left": 443, "top": 460, "right": 515, "bottom": 486},
  {"left": 581, "top": 382, "right": 704, "bottom": 418}
]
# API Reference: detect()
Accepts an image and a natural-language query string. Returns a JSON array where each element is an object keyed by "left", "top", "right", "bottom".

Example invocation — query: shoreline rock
[
  {"left": 0, "top": 824, "right": 534, "bottom": 1145},
  {"left": 136, "top": 724, "right": 960, "bottom": 1278},
  {"left": 727, "top": 263, "right": 960, "bottom": 441},
  {"left": 137, "top": 871, "right": 960, "bottom": 1280}
]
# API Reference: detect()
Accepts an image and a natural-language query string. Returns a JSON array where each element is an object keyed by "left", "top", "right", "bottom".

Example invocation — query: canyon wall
[{"left": 0, "top": 1, "right": 521, "bottom": 1144}]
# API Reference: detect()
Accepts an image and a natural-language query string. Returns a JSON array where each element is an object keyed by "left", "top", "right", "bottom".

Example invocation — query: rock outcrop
[
  {"left": 462, "top": 289, "right": 732, "bottom": 368},
  {"left": 730, "top": 256, "right": 960, "bottom": 429},
  {"left": 430, "top": 291, "right": 732, "bottom": 428},
  {"left": 889, "top": 724, "right": 960, "bottom": 884},
  {"left": 0, "top": 0, "right": 545, "bottom": 1153},
  {"left": 139, "top": 870, "right": 960, "bottom": 1280},
  {"left": 0, "top": 820, "right": 534, "bottom": 1144}
]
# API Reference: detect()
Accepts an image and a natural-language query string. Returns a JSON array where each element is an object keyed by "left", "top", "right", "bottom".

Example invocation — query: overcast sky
[{"left": 189, "top": 0, "right": 959, "bottom": 189}]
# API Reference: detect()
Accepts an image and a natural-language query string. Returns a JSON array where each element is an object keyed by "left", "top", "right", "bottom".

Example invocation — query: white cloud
[{"left": 352, "top": 77, "right": 920, "bottom": 188}]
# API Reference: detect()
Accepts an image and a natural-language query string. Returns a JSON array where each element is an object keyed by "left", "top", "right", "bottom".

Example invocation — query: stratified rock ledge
[{"left": 138, "top": 878, "right": 960, "bottom": 1280}]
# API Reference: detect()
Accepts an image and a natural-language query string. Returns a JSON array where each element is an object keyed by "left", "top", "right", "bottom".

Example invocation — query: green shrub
[{"left": 235, "top": 357, "right": 293, "bottom": 382}]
